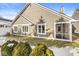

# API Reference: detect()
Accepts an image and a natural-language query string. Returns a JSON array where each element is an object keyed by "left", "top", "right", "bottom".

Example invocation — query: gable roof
[
  {"left": 36, "top": 4, "right": 75, "bottom": 21},
  {"left": 12, "top": 3, "right": 31, "bottom": 25},
  {"left": 12, "top": 3, "right": 75, "bottom": 25}
]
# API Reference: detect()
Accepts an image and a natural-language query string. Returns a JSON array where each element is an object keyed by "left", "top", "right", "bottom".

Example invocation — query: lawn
[{"left": 7, "top": 35, "right": 79, "bottom": 48}]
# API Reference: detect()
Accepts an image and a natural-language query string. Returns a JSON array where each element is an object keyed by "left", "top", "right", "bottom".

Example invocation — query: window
[
  {"left": 37, "top": 24, "right": 46, "bottom": 34},
  {"left": 5, "top": 26, "right": 8, "bottom": 28},
  {"left": 13, "top": 26, "right": 18, "bottom": 33},
  {"left": 22, "top": 25, "right": 29, "bottom": 33},
  {"left": 0, "top": 25, "right": 4, "bottom": 27}
]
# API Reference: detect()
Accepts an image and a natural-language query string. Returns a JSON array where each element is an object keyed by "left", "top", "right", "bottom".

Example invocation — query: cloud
[{"left": 0, "top": 10, "right": 19, "bottom": 20}]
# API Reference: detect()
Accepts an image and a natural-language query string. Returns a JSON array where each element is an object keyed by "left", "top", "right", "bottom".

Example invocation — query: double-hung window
[
  {"left": 37, "top": 23, "right": 46, "bottom": 34},
  {"left": 22, "top": 24, "right": 29, "bottom": 34},
  {"left": 13, "top": 25, "right": 18, "bottom": 33}
]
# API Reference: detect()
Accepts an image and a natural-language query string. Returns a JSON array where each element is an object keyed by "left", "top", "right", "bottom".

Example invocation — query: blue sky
[
  {"left": 0, "top": 3, "right": 79, "bottom": 20},
  {"left": 0, "top": 3, "right": 25, "bottom": 20},
  {"left": 40, "top": 3, "right": 79, "bottom": 16}
]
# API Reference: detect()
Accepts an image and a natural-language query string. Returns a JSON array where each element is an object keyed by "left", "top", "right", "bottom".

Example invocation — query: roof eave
[{"left": 11, "top": 3, "right": 31, "bottom": 25}]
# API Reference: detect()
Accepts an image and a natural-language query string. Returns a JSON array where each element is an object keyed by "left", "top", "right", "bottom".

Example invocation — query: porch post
[
  {"left": 69, "top": 22, "right": 72, "bottom": 42},
  {"left": 54, "top": 22, "right": 56, "bottom": 40}
]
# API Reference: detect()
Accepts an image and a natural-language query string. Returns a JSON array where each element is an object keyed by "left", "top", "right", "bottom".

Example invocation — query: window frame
[
  {"left": 54, "top": 22, "right": 71, "bottom": 41},
  {"left": 13, "top": 25, "right": 18, "bottom": 33},
  {"left": 21, "top": 24, "right": 29, "bottom": 34},
  {"left": 37, "top": 23, "right": 46, "bottom": 35}
]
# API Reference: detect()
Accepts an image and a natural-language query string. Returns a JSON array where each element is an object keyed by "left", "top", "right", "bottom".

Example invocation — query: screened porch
[{"left": 54, "top": 22, "right": 72, "bottom": 41}]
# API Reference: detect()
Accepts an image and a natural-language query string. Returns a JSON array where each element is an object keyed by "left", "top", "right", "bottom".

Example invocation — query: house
[
  {"left": 0, "top": 17, "right": 12, "bottom": 36},
  {"left": 11, "top": 3, "right": 79, "bottom": 42}
]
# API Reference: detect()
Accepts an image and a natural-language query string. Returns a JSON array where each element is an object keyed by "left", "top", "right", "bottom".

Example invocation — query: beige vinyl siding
[{"left": 14, "top": 15, "right": 30, "bottom": 25}]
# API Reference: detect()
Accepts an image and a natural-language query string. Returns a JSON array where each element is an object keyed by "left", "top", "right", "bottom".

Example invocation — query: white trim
[
  {"left": 69, "top": 22, "right": 72, "bottom": 42},
  {"left": 54, "top": 22, "right": 56, "bottom": 40},
  {"left": 37, "top": 23, "right": 46, "bottom": 35},
  {"left": 54, "top": 22, "right": 72, "bottom": 42},
  {"left": 70, "top": 19, "right": 79, "bottom": 22},
  {"left": 13, "top": 25, "right": 18, "bottom": 33},
  {"left": 36, "top": 4, "right": 60, "bottom": 17},
  {"left": 54, "top": 38, "right": 72, "bottom": 42},
  {"left": 21, "top": 24, "right": 30, "bottom": 34},
  {"left": 70, "top": 20, "right": 79, "bottom": 35},
  {"left": 11, "top": 4, "right": 28, "bottom": 25},
  {"left": 12, "top": 24, "right": 31, "bottom": 34}
]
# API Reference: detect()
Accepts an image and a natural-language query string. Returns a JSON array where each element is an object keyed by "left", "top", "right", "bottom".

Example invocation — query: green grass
[{"left": 7, "top": 35, "right": 79, "bottom": 48}]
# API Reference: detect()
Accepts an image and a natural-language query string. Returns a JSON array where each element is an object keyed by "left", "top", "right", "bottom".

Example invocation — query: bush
[
  {"left": 30, "top": 43, "right": 54, "bottom": 56},
  {"left": 12, "top": 42, "right": 32, "bottom": 56},
  {"left": 1, "top": 40, "right": 18, "bottom": 56}
]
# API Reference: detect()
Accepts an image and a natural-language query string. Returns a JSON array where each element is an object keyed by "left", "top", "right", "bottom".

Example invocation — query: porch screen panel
[
  {"left": 72, "top": 21, "right": 79, "bottom": 40},
  {"left": 56, "top": 23, "right": 70, "bottom": 40}
]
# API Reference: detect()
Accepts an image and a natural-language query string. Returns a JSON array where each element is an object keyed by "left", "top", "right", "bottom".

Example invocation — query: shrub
[
  {"left": 46, "top": 49, "right": 54, "bottom": 56},
  {"left": 12, "top": 42, "right": 32, "bottom": 56},
  {"left": 30, "top": 43, "right": 54, "bottom": 56},
  {"left": 1, "top": 40, "right": 18, "bottom": 56}
]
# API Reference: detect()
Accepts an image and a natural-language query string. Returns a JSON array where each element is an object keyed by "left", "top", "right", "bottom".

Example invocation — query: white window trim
[
  {"left": 37, "top": 23, "right": 46, "bottom": 35},
  {"left": 13, "top": 25, "right": 18, "bottom": 33},
  {"left": 21, "top": 24, "right": 29, "bottom": 34}
]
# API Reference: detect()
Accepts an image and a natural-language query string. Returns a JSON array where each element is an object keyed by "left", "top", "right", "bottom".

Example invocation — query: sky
[
  {"left": 0, "top": 3, "right": 79, "bottom": 20},
  {"left": 40, "top": 3, "right": 79, "bottom": 16},
  {"left": 0, "top": 3, "right": 25, "bottom": 20}
]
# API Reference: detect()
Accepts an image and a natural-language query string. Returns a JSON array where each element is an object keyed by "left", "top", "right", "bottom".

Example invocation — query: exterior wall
[
  {"left": 12, "top": 4, "right": 70, "bottom": 39},
  {"left": 0, "top": 26, "right": 11, "bottom": 35},
  {"left": 13, "top": 16, "right": 30, "bottom": 25},
  {"left": 0, "top": 20, "right": 11, "bottom": 35}
]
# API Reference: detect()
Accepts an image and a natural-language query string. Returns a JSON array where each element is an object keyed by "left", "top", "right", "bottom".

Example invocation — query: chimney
[{"left": 60, "top": 6, "right": 64, "bottom": 14}]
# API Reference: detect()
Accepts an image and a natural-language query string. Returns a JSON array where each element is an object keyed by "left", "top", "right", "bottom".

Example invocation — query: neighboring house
[
  {"left": 72, "top": 9, "right": 79, "bottom": 34},
  {"left": 0, "top": 17, "right": 12, "bottom": 36},
  {"left": 11, "top": 3, "right": 79, "bottom": 42}
]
